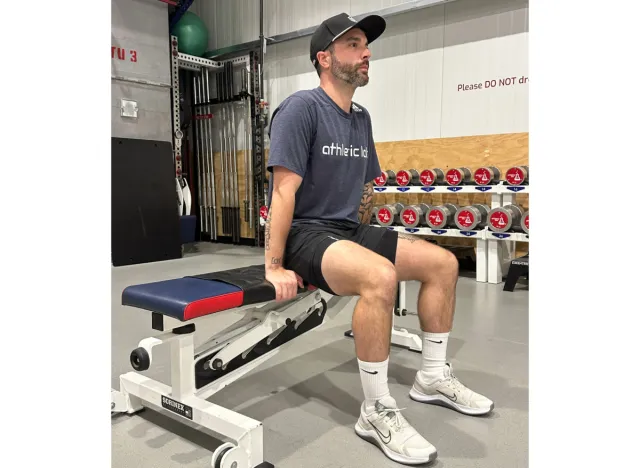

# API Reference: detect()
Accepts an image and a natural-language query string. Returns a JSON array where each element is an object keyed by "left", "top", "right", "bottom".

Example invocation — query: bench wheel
[
  {"left": 211, "top": 442, "right": 248, "bottom": 468},
  {"left": 130, "top": 347, "right": 150, "bottom": 371}
]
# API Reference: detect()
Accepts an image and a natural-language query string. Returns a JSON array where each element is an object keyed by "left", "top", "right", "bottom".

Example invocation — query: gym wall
[
  {"left": 111, "top": 0, "right": 182, "bottom": 265},
  {"left": 111, "top": 0, "right": 172, "bottom": 142},
  {"left": 192, "top": 0, "right": 529, "bottom": 141}
]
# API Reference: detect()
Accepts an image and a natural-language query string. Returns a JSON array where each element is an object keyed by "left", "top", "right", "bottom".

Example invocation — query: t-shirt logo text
[{"left": 322, "top": 143, "right": 368, "bottom": 158}]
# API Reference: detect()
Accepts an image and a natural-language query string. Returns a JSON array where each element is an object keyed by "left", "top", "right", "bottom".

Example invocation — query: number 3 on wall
[{"left": 130, "top": 50, "right": 137, "bottom": 62}]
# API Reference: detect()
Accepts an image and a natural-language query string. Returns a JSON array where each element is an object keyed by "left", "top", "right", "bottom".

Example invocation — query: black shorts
[{"left": 284, "top": 220, "right": 399, "bottom": 295}]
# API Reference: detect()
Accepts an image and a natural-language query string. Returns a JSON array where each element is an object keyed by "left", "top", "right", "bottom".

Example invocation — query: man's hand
[{"left": 266, "top": 266, "right": 304, "bottom": 301}]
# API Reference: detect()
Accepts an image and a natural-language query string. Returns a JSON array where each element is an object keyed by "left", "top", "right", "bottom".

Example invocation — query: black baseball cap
[{"left": 310, "top": 12, "right": 386, "bottom": 66}]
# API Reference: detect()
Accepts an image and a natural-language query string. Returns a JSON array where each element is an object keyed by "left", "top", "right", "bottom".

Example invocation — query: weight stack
[
  {"left": 400, "top": 203, "right": 431, "bottom": 228},
  {"left": 488, "top": 204, "right": 524, "bottom": 232},
  {"left": 373, "top": 170, "right": 397, "bottom": 187},
  {"left": 505, "top": 165, "right": 529, "bottom": 185},
  {"left": 419, "top": 168, "right": 445, "bottom": 186},
  {"left": 426, "top": 204, "right": 459, "bottom": 229},
  {"left": 473, "top": 166, "right": 501, "bottom": 186},
  {"left": 445, "top": 167, "right": 473, "bottom": 186},
  {"left": 521, "top": 211, "right": 529, "bottom": 234},
  {"left": 455, "top": 204, "right": 490, "bottom": 230},
  {"left": 376, "top": 203, "right": 404, "bottom": 227},
  {"left": 396, "top": 169, "right": 420, "bottom": 186}
]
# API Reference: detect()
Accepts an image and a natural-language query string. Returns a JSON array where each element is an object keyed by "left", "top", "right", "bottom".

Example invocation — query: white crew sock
[
  {"left": 420, "top": 331, "right": 449, "bottom": 384},
  {"left": 358, "top": 357, "right": 391, "bottom": 411}
]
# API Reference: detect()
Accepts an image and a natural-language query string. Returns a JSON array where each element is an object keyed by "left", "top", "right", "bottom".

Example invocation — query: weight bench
[
  {"left": 111, "top": 264, "right": 351, "bottom": 468},
  {"left": 503, "top": 254, "right": 529, "bottom": 291}
]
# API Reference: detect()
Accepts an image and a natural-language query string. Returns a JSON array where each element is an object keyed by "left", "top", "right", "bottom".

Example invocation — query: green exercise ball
[{"left": 173, "top": 11, "right": 209, "bottom": 57}]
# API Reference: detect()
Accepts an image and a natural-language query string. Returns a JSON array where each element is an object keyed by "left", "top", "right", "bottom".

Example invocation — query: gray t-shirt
[{"left": 266, "top": 87, "right": 381, "bottom": 226}]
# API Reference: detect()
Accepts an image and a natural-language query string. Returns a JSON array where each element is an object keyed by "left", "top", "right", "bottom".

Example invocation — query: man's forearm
[
  {"left": 357, "top": 182, "right": 374, "bottom": 224},
  {"left": 265, "top": 190, "right": 294, "bottom": 270}
]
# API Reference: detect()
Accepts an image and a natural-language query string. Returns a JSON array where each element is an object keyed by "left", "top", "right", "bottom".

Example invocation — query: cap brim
[{"left": 349, "top": 14, "right": 387, "bottom": 45}]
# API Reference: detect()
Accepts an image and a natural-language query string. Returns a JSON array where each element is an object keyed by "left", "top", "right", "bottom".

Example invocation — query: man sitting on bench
[{"left": 264, "top": 12, "right": 494, "bottom": 466}]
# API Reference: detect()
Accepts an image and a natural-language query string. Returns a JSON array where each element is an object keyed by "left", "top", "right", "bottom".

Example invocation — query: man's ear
[{"left": 317, "top": 50, "right": 331, "bottom": 70}]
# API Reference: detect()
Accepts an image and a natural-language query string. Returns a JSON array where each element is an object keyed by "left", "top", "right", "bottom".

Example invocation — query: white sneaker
[
  {"left": 355, "top": 395, "right": 437, "bottom": 465},
  {"left": 409, "top": 363, "right": 494, "bottom": 416}
]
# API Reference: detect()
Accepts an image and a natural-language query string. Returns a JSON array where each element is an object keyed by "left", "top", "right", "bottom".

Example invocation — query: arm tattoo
[
  {"left": 398, "top": 232, "right": 421, "bottom": 243},
  {"left": 271, "top": 257, "right": 282, "bottom": 266},
  {"left": 358, "top": 182, "right": 374, "bottom": 224},
  {"left": 264, "top": 208, "right": 272, "bottom": 250}
]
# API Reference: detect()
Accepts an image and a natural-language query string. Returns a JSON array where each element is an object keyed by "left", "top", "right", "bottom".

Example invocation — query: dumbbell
[
  {"left": 400, "top": 203, "right": 432, "bottom": 228},
  {"left": 373, "top": 170, "right": 398, "bottom": 186},
  {"left": 455, "top": 204, "right": 490, "bottom": 230},
  {"left": 426, "top": 204, "right": 459, "bottom": 229},
  {"left": 370, "top": 206, "right": 381, "bottom": 224},
  {"left": 505, "top": 165, "right": 529, "bottom": 186},
  {"left": 376, "top": 203, "right": 405, "bottom": 227},
  {"left": 521, "top": 211, "right": 529, "bottom": 234},
  {"left": 396, "top": 169, "right": 421, "bottom": 186},
  {"left": 445, "top": 167, "right": 473, "bottom": 186},
  {"left": 488, "top": 204, "right": 525, "bottom": 232},
  {"left": 473, "top": 166, "right": 501, "bottom": 186},
  {"left": 419, "top": 168, "right": 445, "bottom": 186}
]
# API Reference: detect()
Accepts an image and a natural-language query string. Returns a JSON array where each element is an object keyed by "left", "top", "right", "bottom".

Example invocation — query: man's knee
[
  {"left": 435, "top": 248, "right": 459, "bottom": 281},
  {"left": 362, "top": 261, "right": 397, "bottom": 304}
]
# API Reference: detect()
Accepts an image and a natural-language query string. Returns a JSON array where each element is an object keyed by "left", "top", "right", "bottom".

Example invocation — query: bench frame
[{"left": 111, "top": 288, "right": 351, "bottom": 468}]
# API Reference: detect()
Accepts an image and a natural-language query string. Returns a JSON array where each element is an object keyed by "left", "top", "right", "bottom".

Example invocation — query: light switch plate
[{"left": 120, "top": 99, "right": 138, "bottom": 118}]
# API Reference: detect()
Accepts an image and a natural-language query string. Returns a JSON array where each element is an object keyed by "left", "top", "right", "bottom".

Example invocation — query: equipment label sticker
[
  {"left": 457, "top": 210, "right": 475, "bottom": 228},
  {"left": 446, "top": 169, "right": 461, "bottom": 186},
  {"left": 161, "top": 395, "right": 193, "bottom": 420},
  {"left": 374, "top": 172, "right": 387, "bottom": 186},
  {"left": 524, "top": 215, "right": 529, "bottom": 230},
  {"left": 506, "top": 167, "right": 524, "bottom": 185},
  {"left": 377, "top": 208, "right": 392, "bottom": 224},
  {"left": 474, "top": 168, "right": 491, "bottom": 185},
  {"left": 420, "top": 170, "right": 434, "bottom": 186},
  {"left": 402, "top": 209, "right": 417, "bottom": 226},
  {"left": 396, "top": 171, "right": 410, "bottom": 186},
  {"left": 428, "top": 210, "right": 444, "bottom": 227},
  {"left": 490, "top": 212, "right": 508, "bottom": 230}
]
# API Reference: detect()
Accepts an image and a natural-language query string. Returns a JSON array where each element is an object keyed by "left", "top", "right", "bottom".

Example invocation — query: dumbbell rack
[{"left": 372, "top": 183, "right": 530, "bottom": 285}]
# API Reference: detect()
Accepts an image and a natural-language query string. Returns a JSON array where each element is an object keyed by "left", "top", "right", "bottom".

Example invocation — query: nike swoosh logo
[
  {"left": 427, "top": 339, "right": 443, "bottom": 344},
  {"left": 362, "top": 370, "right": 378, "bottom": 375},
  {"left": 367, "top": 418, "right": 391, "bottom": 444},
  {"left": 440, "top": 390, "right": 457, "bottom": 402}
]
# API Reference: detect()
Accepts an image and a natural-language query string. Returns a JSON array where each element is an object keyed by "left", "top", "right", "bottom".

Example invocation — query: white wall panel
[
  {"left": 200, "top": 0, "right": 528, "bottom": 142},
  {"left": 192, "top": 0, "right": 259, "bottom": 50},
  {"left": 440, "top": 33, "right": 528, "bottom": 137}
]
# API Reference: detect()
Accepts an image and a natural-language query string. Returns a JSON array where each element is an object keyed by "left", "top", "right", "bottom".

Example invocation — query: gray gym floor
[{"left": 111, "top": 243, "right": 528, "bottom": 468}]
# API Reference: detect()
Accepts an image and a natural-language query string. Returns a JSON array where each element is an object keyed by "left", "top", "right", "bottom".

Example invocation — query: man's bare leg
[
  {"left": 395, "top": 233, "right": 458, "bottom": 333},
  {"left": 321, "top": 238, "right": 437, "bottom": 464},
  {"left": 394, "top": 233, "right": 494, "bottom": 415},
  {"left": 321, "top": 240, "right": 396, "bottom": 362}
]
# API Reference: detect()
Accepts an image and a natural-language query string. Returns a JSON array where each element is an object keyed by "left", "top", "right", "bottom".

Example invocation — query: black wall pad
[{"left": 112, "top": 137, "right": 182, "bottom": 267}]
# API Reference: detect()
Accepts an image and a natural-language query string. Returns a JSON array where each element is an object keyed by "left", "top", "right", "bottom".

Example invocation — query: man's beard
[{"left": 330, "top": 53, "right": 369, "bottom": 87}]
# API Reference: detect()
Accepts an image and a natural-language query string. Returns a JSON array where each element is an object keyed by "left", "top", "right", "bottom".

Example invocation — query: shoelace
[
  {"left": 380, "top": 407, "right": 408, "bottom": 431},
  {"left": 443, "top": 367, "right": 465, "bottom": 393}
]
